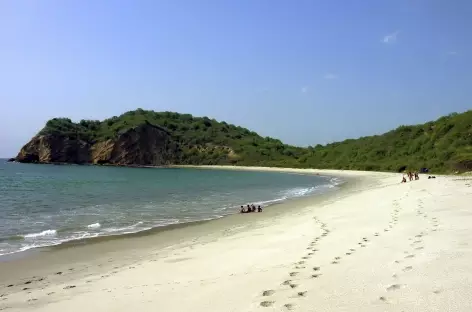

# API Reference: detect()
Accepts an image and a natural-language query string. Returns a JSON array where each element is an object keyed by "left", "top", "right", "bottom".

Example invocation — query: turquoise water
[{"left": 0, "top": 160, "right": 341, "bottom": 256}]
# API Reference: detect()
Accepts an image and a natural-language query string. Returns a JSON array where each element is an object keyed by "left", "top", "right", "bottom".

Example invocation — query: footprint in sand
[
  {"left": 386, "top": 284, "right": 403, "bottom": 291},
  {"left": 415, "top": 246, "right": 424, "bottom": 250},
  {"left": 294, "top": 266, "right": 305, "bottom": 269},
  {"left": 311, "top": 274, "right": 321, "bottom": 278},
  {"left": 262, "top": 290, "right": 275, "bottom": 296},
  {"left": 346, "top": 252, "right": 352, "bottom": 255},
  {"left": 313, "top": 267, "right": 320, "bottom": 271},
  {"left": 282, "top": 280, "right": 292, "bottom": 286},
  {"left": 283, "top": 303, "right": 295, "bottom": 310},
  {"left": 289, "top": 272, "right": 299, "bottom": 277},
  {"left": 296, "top": 261, "right": 305, "bottom": 265},
  {"left": 379, "top": 296, "right": 388, "bottom": 303},
  {"left": 297, "top": 291, "right": 307, "bottom": 297},
  {"left": 260, "top": 301, "right": 275, "bottom": 307},
  {"left": 289, "top": 283, "right": 298, "bottom": 289},
  {"left": 403, "top": 266, "right": 413, "bottom": 272},
  {"left": 331, "top": 261, "right": 339, "bottom": 264},
  {"left": 405, "top": 254, "right": 415, "bottom": 259}
]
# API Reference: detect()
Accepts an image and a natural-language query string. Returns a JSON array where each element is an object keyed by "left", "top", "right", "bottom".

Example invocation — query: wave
[
  {"left": 23, "top": 229, "right": 57, "bottom": 239},
  {"left": 87, "top": 222, "right": 101, "bottom": 229}
]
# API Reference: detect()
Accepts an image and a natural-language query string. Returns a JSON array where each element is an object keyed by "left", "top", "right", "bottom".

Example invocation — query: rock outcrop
[{"left": 15, "top": 123, "right": 182, "bottom": 166}]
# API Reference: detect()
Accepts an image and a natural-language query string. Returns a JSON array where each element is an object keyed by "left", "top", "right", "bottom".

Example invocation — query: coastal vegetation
[{"left": 25, "top": 109, "right": 472, "bottom": 172}]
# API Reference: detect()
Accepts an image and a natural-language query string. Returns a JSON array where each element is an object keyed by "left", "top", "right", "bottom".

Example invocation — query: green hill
[
  {"left": 25, "top": 109, "right": 472, "bottom": 172},
  {"left": 300, "top": 110, "right": 472, "bottom": 172},
  {"left": 37, "top": 109, "right": 305, "bottom": 167}
]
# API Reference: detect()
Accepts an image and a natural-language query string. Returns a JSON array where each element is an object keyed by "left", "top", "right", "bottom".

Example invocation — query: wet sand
[{"left": 1, "top": 168, "right": 472, "bottom": 312}]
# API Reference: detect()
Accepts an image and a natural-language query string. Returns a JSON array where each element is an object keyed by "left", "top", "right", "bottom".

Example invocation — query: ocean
[{"left": 0, "top": 160, "right": 341, "bottom": 256}]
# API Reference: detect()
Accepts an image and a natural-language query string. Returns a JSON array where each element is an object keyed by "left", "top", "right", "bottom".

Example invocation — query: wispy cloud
[
  {"left": 324, "top": 73, "right": 338, "bottom": 80},
  {"left": 301, "top": 87, "right": 308, "bottom": 93},
  {"left": 383, "top": 31, "right": 399, "bottom": 44},
  {"left": 447, "top": 51, "right": 458, "bottom": 56}
]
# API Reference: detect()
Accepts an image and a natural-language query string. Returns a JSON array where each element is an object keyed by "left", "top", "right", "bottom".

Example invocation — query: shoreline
[
  {"left": 0, "top": 166, "right": 347, "bottom": 260},
  {"left": 0, "top": 168, "right": 369, "bottom": 283},
  {"left": 3, "top": 167, "right": 470, "bottom": 311}
]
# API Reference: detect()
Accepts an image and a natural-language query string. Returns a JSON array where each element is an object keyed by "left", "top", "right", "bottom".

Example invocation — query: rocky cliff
[{"left": 14, "top": 123, "right": 182, "bottom": 166}]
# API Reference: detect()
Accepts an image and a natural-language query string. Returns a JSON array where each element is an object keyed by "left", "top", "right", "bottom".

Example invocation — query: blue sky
[{"left": 1, "top": 0, "right": 471, "bottom": 157}]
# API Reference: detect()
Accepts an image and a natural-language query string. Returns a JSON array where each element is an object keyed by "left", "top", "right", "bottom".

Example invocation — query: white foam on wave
[
  {"left": 87, "top": 222, "right": 101, "bottom": 229},
  {"left": 283, "top": 186, "right": 317, "bottom": 198},
  {"left": 102, "top": 221, "right": 148, "bottom": 234},
  {"left": 23, "top": 229, "right": 57, "bottom": 239}
]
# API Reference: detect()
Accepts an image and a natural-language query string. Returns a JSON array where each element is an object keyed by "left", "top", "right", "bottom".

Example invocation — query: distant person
[
  {"left": 240, "top": 205, "right": 245, "bottom": 213},
  {"left": 246, "top": 205, "right": 252, "bottom": 213},
  {"left": 414, "top": 172, "right": 419, "bottom": 180},
  {"left": 401, "top": 176, "right": 407, "bottom": 183},
  {"left": 257, "top": 205, "right": 262, "bottom": 212},
  {"left": 251, "top": 205, "right": 256, "bottom": 212}
]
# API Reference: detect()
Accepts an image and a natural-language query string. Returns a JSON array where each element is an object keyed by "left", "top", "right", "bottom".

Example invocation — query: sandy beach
[{"left": 1, "top": 167, "right": 472, "bottom": 311}]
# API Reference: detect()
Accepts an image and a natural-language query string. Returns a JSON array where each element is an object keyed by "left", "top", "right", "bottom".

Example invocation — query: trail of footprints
[
  {"left": 380, "top": 198, "right": 442, "bottom": 303},
  {"left": 258, "top": 209, "right": 398, "bottom": 310}
]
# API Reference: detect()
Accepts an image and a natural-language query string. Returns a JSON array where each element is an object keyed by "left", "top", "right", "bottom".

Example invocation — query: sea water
[{"left": 0, "top": 160, "right": 341, "bottom": 256}]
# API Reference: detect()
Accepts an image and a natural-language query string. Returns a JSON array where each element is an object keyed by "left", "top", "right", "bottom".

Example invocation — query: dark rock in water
[{"left": 7, "top": 158, "right": 15, "bottom": 162}]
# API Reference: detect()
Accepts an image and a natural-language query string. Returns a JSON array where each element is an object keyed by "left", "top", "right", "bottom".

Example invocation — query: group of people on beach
[
  {"left": 401, "top": 171, "right": 437, "bottom": 183},
  {"left": 240, "top": 204, "right": 263, "bottom": 213},
  {"left": 402, "top": 171, "right": 420, "bottom": 183}
]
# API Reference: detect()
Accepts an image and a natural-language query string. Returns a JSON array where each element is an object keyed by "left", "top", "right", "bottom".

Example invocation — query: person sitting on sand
[
  {"left": 257, "top": 205, "right": 262, "bottom": 212},
  {"left": 401, "top": 176, "right": 407, "bottom": 183}
]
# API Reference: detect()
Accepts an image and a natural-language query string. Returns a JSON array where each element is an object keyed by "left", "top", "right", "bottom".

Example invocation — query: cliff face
[
  {"left": 15, "top": 135, "right": 91, "bottom": 164},
  {"left": 15, "top": 124, "right": 182, "bottom": 166}
]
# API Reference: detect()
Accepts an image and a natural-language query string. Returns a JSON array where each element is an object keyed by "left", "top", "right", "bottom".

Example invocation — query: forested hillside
[{"left": 19, "top": 109, "right": 472, "bottom": 172}]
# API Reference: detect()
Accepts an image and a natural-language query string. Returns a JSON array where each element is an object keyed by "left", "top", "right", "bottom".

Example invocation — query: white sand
[{"left": 2, "top": 168, "right": 472, "bottom": 312}]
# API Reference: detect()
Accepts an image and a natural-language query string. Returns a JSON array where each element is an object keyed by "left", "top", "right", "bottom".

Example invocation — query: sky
[{"left": 0, "top": 0, "right": 471, "bottom": 157}]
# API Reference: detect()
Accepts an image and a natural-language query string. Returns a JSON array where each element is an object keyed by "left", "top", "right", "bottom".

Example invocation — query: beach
[{"left": 1, "top": 167, "right": 472, "bottom": 311}]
